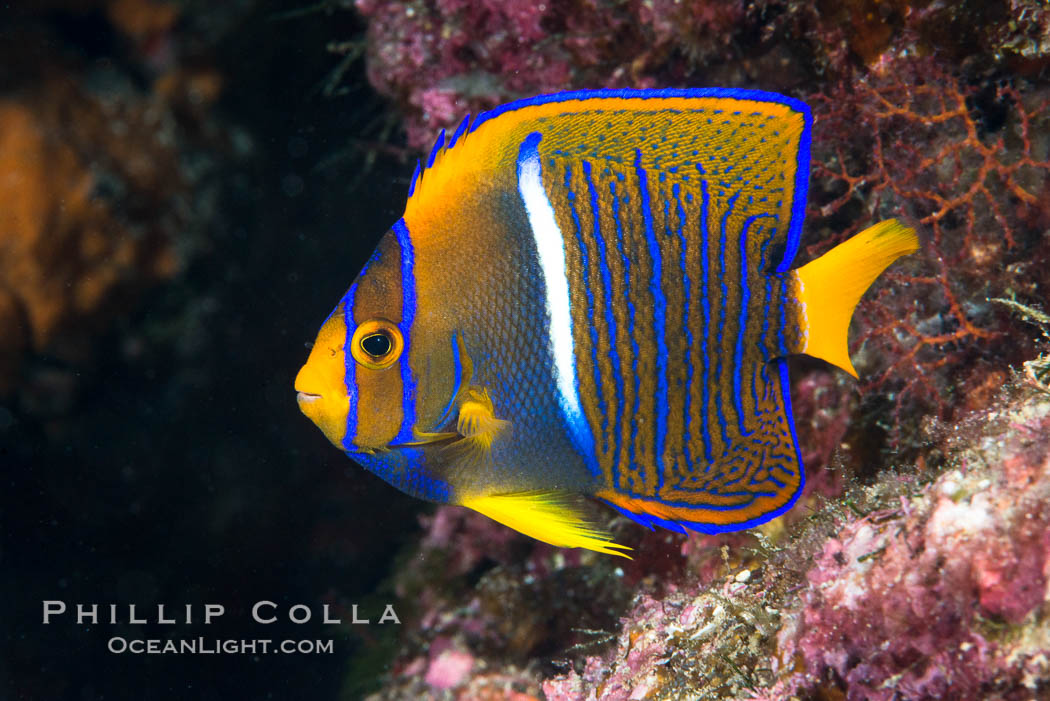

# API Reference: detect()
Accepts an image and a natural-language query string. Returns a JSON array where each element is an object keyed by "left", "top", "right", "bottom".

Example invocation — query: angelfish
[{"left": 294, "top": 88, "right": 918, "bottom": 556}]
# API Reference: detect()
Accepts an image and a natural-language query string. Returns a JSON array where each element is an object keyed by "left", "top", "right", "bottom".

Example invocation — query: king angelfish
[{"left": 294, "top": 88, "right": 919, "bottom": 556}]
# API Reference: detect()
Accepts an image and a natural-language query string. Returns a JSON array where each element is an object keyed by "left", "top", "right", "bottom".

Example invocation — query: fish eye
[
  {"left": 361, "top": 333, "right": 391, "bottom": 358},
  {"left": 350, "top": 319, "right": 403, "bottom": 370}
]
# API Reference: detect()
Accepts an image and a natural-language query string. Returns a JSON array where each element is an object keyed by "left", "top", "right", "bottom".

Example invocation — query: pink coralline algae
[
  {"left": 775, "top": 388, "right": 1050, "bottom": 700},
  {"left": 352, "top": 0, "right": 750, "bottom": 149},
  {"left": 422, "top": 641, "right": 475, "bottom": 690},
  {"left": 351, "top": 0, "right": 1050, "bottom": 151}
]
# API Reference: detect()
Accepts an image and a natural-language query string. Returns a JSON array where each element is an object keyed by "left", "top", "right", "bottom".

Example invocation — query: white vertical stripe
[{"left": 516, "top": 137, "right": 587, "bottom": 443}]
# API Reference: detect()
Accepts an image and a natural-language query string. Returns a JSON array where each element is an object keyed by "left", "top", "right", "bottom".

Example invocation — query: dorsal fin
[
  {"left": 407, "top": 160, "right": 422, "bottom": 197},
  {"left": 402, "top": 88, "right": 811, "bottom": 271},
  {"left": 447, "top": 113, "right": 470, "bottom": 150},
  {"left": 426, "top": 128, "right": 446, "bottom": 169},
  {"left": 406, "top": 114, "right": 473, "bottom": 208}
]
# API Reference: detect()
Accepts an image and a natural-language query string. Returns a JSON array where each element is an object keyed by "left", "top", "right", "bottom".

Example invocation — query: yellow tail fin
[{"left": 793, "top": 219, "right": 919, "bottom": 378}]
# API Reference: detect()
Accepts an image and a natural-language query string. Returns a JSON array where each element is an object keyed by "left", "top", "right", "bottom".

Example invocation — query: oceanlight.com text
[{"left": 107, "top": 637, "right": 334, "bottom": 655}]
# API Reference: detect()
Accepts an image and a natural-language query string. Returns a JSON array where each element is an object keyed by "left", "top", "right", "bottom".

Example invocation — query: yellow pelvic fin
[
  {"left": 793, "top": 219, "right": 919, "bottom": 378},
  {"left": 461, "top": 491, "right": 633, "bottom": 557}
]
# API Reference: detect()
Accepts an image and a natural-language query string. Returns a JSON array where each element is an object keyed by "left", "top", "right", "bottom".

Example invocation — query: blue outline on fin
[
  {"left": 408, "top": 160, "right": 422, "bottom": 197},
  {"left": 668, "top": 358, "right": 804, "bottom": 535},
  {"left": 599, "top": 359, "right": 805, "bottom": 536},
  {"left": 427, "top": 129, "right": 446, "bottom": 169},
  {"left": 601, "top": 498, "right": 655, "bottom": 530},
  {"left": 448, "top": 114, "right": 470, "bottom": 150}
]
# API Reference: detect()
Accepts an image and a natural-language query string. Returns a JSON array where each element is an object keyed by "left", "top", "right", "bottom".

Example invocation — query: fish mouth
[{"left": 296, "top": 391, "right": 322, "bottom": 403}]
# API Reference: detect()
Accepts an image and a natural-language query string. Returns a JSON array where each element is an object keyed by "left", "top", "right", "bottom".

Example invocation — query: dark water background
[{"left": 2, "top": 2, "right": 422, "bottom": 698}]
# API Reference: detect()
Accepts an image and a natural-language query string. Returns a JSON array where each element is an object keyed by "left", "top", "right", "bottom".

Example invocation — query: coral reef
[
  {"left": 776, "top": 386, "right": 1050, "bottom": 700},
  {"left": 353, "top": 0, "right": 777, "bottom": 150},
  {"left": 364, "top": 509, "right": 631, "bottom": 699}
]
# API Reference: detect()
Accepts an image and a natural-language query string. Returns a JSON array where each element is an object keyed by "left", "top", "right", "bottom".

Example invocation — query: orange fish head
[{"left": 296, "top": 224, "right": 440, "bottom": 454}]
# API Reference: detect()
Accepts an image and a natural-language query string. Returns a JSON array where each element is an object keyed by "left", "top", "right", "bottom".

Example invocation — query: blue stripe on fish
[
  {"left": 393, "top": 219, "right": 417, "bottom": 444},
  {"left": 427, "top": 129, "right": 446, "bottom": 169},
  {"left": 672, "top": 182, "right": 695, "bottom": 475},
  {"left": 634, "top": 149, "right": 668, "bottom": 495},
  {"left": 583, "top": 159, "right": 623, "bottom": 487},
  {"left": 340, "top": 281, "right": 359, "bottom": 451},
  {"left": 564, "top": 163, "right": 608, "bottom": 463},
  {"left": 698, "top": 180, "right": 714, "bottom": 466},
  {"left": 468, "top": 87, "right": 812, "bottom": 137},
  {"left": 734, "top": 214, "right": 775, "bottom": 436},
  {"left": 408, "top": 160, "right": 421, "bottom": 197},
  {"left": 448, "top": 114, "right": 470, "bottom": 150},
  {"left": 777, "top": 273, "right": 788, "bottom": 357},
  {"left": 609, "top": 179, "right": 638, "bottom": 492},
  {"left": 776, "top": 109, "right": 812, "bottom": 274},
  {"left": 600, "top": 497, "right": 654, "bottom": 530},
  {"left": 714, "top": 191, "right": 740, "bottom": 451},
  {"left": 435, "top": 331, "right": 463, "bottom": 428}
]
